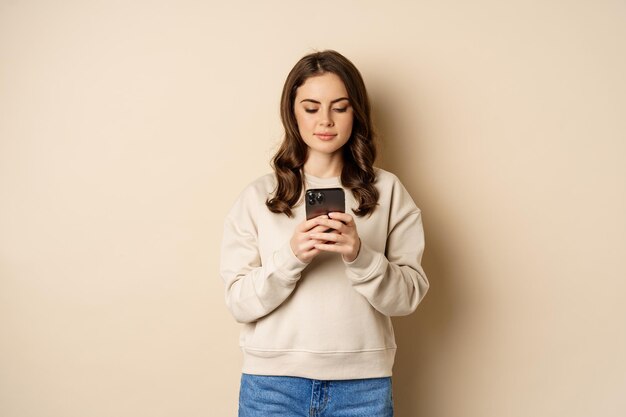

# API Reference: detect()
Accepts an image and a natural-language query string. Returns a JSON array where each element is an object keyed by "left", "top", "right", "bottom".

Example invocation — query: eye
[
  {"left": 304, "top": 108, "right": 318, "bottom": 113},
  {"left": 333, "top": 107, "right": 348, "bottom": 113}
]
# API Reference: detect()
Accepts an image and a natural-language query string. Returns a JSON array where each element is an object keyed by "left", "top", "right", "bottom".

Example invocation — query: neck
[{"left": 303, "top": 154, "right": 343, "bottom": 178}]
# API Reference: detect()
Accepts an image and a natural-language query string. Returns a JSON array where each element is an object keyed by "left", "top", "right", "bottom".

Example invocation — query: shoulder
[
  {"left": 373, "top": 166, "right": 401, "bottom": 185},
  {"left": 372, "top": 167, "right": 420, "bottom": 213},
  {"left": 226, "top": 172, "right": 276, "bottom": 218},
  {"left": 241, "top": 171, "right": 276, "bottom": 195}
]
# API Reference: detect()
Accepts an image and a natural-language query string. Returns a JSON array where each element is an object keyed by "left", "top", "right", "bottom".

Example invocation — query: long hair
[{"left": 266, "top": 50, "right": 379, "bottom": 217}]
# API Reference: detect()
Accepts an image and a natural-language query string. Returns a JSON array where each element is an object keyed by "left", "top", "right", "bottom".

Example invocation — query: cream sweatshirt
[{"left": 219, "top": 167, "right": 429, "bottom": 380}]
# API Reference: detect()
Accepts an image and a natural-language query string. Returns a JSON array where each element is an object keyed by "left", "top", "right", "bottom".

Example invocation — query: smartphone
[{"left": 305, "top": 187, "right": 345, "bottom": 220}]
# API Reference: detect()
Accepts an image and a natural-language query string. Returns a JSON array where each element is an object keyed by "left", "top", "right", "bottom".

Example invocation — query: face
[{"left": 293, "top": 72, "right": 354, "bottom": 160}]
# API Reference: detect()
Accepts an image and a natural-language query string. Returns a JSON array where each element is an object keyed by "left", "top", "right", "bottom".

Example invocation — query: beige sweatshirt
[{"left": 219, "top": 167, "right": 429, "bottom": 380}]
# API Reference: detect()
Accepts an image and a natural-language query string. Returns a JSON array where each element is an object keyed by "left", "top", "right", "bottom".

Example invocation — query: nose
[{"left": 319, "top": 108, "right": 334, "bottom": 127}]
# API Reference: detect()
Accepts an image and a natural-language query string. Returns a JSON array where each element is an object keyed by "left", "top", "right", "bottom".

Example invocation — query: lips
[{"left": 314, "top": 133, "right": 337, "bottom": 141}]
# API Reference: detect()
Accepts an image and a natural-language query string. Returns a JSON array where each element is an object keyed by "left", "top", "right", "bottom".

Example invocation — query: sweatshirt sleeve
[
  {"left": 343, "top": 178, "right": 429, "bottom": 317},
  {"left": 219, "top": 190, "right": 308, "bottom": 324}
]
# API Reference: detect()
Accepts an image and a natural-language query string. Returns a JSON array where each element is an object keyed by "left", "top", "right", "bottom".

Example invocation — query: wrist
[{"left": 342, "top": 238, "right": 361, "bottom": 263}]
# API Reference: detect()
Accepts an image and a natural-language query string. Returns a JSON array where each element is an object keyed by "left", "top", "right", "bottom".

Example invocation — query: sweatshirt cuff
[
  {"left": 273, "top": 241, "right": 308, "bottom": 281},
  {"left": 343, "top": 241, "right": 384, "bottom": 282}
]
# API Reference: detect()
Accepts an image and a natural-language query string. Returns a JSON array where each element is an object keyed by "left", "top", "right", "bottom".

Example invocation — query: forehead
[{"left": 295, "top": 72, "right": 348, "bottom": 100}]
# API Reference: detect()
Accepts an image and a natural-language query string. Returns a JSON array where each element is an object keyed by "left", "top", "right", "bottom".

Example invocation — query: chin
[
  {"left": 311, "top": 145, "right": 344, "bottom": 154},
  {"left": 307, "top": 139, "right": 349, "bottom": 150}
]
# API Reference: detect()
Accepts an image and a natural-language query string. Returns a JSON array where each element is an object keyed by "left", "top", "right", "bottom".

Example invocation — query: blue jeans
[{"left": 238, "top": 373, "right": 394, "bottom": 417}]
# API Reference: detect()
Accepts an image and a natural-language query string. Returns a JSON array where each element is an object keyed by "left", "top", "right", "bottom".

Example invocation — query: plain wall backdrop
[{"left": 1, "top": 1, "right": 625, "bottom": 416}]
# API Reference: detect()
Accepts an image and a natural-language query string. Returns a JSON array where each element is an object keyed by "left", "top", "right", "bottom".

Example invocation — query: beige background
[{"left": 1, "top": 1, "right": 625, "bottom": 416}]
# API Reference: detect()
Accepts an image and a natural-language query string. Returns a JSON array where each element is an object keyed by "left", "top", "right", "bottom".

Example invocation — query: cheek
[
  {"left": 294, "top": 111, "right": 311, "bottom": 130},
  {"left": 342, "top": 115, "right": 354, "bottom": 135}
]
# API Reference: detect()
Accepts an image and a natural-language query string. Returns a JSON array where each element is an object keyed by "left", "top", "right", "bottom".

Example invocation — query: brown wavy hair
[{"left": 265, "top": 50, "right": 379, "bottom": 217}]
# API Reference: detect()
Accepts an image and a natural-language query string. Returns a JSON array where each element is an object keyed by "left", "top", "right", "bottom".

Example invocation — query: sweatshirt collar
[{"left": 304, "top": 172, "right": 342, "bottom": 187}]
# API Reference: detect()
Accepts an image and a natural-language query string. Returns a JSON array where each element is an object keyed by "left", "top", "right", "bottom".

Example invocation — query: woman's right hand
[{"left": 290, "top": 215, "right": 335, "bottom": 264}]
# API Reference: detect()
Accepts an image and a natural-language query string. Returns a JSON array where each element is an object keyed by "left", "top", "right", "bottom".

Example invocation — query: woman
[{"left": 220, "top": 50, "right": 429, "bottom": 416}]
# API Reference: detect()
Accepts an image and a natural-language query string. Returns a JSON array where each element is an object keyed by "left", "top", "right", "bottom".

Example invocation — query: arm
[
  {"left": 219, "top": 205, "right": 308, "bottom": 324},
  {"left": 307, "top": 178, "right": 430, "bottom": 317},
  {"left": 343, "top": 208, "right": 429, "bottom": 316}
]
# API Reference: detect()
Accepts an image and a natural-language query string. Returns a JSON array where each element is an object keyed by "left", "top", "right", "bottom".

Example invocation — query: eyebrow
[{"left": 299, "top": 97, "right": 350, "bottom": 104}]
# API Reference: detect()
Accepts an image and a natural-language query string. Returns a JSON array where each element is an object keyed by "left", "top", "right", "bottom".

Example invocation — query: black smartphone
[{"left": 305, "top": 187, "right": 345, "bottom": 220}]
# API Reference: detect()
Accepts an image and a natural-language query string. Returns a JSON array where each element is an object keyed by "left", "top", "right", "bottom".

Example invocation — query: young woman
[{"left": 220, "top": 50, "right": 429, "bottom": 417}]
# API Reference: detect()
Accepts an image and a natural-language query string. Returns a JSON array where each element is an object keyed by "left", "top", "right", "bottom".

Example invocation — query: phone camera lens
[{"left": 316, "top": 192, "right": 324, "bottom": 203}]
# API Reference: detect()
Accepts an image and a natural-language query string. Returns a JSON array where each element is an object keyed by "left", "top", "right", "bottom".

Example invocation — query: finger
[
  {"left": 300, "top": 232, "right": 327, "bottom": 245},
  {"left": 313, "top": 242, "right": 346, "bottom": 254},
  {"left": 296, "top": 239, "right": 325, "bottom": 255},
  {"left": 311, "top": 227, "right": 340, "bottom": 237},
  {"left": 328, "top": 212, "right": 353, "bottom": 225},
  {"left": 309, "top": 232, "right": 341, "bottom": 243},
  {"left": 315, "top": 218, "right": 346, "bottom": 232},
  {"left": 302, "top": 247, "right": 321, "bottom": 257},
  {"left": 299, "top": 215, "right": 329, "bottom": 232},
  {"left": 310, "top": 224, "right": 335, "bottom": 234}
]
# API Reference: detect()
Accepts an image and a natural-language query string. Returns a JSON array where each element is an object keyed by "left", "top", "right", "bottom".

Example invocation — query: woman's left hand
[{"left": 308, "top": 212, "right": 361, "bottom": 263}]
